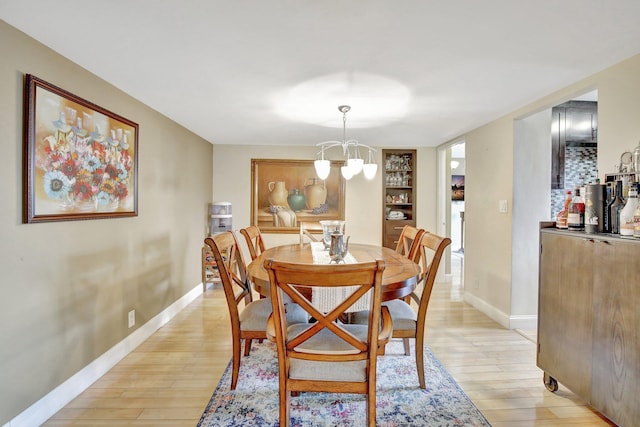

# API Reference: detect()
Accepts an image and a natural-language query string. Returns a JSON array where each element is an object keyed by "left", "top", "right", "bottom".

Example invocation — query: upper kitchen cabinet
[{"left": 551, "top": 100, "right": 598, "bottom": 189}]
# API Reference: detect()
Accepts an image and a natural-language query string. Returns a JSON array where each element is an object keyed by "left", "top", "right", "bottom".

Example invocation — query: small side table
[{"left": 201, "top": 245, "right": 220, "bottom": 291}]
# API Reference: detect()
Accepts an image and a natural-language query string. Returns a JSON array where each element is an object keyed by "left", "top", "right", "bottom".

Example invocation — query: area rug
[{"left": 197, "top": 340, "right": 491, "bottom": 426}]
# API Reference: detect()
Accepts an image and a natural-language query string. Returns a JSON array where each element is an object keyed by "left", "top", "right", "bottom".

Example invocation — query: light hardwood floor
[{"left": 43, "top": 255, "right": 614, "bottom": 426}]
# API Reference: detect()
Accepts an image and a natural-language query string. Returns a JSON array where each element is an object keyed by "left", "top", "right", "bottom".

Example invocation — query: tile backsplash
[{"left": 550, "top": 145, "right": 598, "bottom": 218}]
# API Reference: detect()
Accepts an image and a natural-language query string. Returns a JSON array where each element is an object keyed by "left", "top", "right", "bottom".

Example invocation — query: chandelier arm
[{"left": 316, "top": 140, "right": 377, "bottom": 152}]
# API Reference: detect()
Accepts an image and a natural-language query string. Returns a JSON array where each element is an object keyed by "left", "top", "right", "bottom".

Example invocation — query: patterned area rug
[{"left": 197, "top": 340, "right": 491, "bottom": 426}]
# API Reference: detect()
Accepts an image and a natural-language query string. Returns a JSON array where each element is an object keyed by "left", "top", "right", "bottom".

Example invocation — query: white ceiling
[{"left": 2, "top": 1, "right": 639, "bottom": 148}]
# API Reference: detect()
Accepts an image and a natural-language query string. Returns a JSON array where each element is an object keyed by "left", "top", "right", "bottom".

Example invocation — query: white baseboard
[
  {"left": 463, "top": 292, "right": 510, "bottom": 328},
  {"left": 463, "top": 292, "right": 538, "bottom": 330},
  {"left": 508, "top": 314, "right": 538, "bottom": 330},
  {"left": 3, "top": 284, "right": 203, "bottom": 427}
]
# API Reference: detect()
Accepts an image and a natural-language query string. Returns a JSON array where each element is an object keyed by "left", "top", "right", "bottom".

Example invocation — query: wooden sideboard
[{"left": 538, "top": 224, "right": 640, "bottom": 426}]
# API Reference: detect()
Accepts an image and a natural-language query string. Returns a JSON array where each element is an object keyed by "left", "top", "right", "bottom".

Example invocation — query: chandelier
[{"left": 314, "top": 105, "right": 377, "bottom": 181}]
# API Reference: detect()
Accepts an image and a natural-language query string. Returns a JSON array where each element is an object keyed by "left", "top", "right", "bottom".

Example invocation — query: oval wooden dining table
[{"left": 247, "top": 242, "right": 421, "bottom": 302}]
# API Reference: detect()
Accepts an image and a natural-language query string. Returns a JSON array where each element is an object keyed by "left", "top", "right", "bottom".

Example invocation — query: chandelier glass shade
[{"left": 314, "top": 105, "right": 377, "bottom": 181}]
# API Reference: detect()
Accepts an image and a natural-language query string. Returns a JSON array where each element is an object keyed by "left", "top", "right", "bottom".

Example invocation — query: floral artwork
[{"left": 23, "top": 75, "right": 138, "bottom": 222}]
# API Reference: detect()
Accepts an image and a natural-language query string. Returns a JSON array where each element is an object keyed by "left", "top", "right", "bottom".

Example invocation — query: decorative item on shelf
[
  {"left": 314, "top": 105, "right": 377, "bottom": 181},
  {"left": 633, "top": 140, "right": 640, "bottom": 174},
  {"left": 387, "top": 210, "right": 406, "bottom": 220}
]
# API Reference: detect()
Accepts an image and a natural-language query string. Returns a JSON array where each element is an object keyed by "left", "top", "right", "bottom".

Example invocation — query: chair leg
[
  {"left": 377, "top": 344, "right": 386, "bottom": 355},
  {"left": 243, "top": 338, "right": 252, "bottom": 356},
  {"left": 416, "top": 333, "right": 425, "bottom": 389},
  {"left": 367, "top": 383, "right": 376, "bottom": 427},
  {"left": 231, "top": 337, "right": 241, "bottom": 390},
  {"left": 280, "top": 387, "right": 291, "bottom": 427},
  {"left": 403, "top": 338, "right": 411, "bottom": 356}
]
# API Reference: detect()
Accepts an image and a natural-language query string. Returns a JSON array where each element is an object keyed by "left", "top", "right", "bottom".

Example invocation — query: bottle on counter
[
  {"left": 604, "top": 182, "right": 614, "bottom": 233},
  {"left": 567, "top": 187, "right": 585, "bottom": 231},
  {"left": 556, "top": 190, "right": 572, "bottom": 229},
  {"left": 584, "top": 184, "right": 606, "bottom": 234},
  {"left": 619, "top": 183, "right": 638, "bottom": 237},
  {"left": 610, "top": 180, "right": 625, "bottom": 234},
  {"left": 634, "top": 197, "right": 640, "bottom": 238}
]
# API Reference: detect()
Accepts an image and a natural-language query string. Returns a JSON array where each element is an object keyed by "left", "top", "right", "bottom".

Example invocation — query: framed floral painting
[{"left": 22, "top": 74, "right": 138, "bottom": 223}]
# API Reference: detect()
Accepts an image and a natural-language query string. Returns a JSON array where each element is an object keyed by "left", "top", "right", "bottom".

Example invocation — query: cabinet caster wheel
[{"left": 543, "top": 372, "right": 558, "bottom": 392}]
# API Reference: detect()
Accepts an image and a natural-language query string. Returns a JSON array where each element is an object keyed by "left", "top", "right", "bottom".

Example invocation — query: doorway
[
  {"left": 450, "top": 143, "right": 465, "bottom": 288},
  {"left": 437, "top": 141, "right": 465, "bottom": 288}
]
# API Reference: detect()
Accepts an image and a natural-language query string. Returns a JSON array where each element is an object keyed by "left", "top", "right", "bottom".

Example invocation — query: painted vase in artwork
[
  {"left": 287, "top": 189, "right": 306, "bottom": 211},
  {"left": 268, "top": 181, "right": 288, "bottom": 206},
  {"left": 304, "top": 178, "right": 327, "bottom": 209}
]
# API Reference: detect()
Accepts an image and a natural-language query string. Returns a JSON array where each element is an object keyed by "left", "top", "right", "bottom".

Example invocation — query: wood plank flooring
[{"left": 42, "top": 256, "right": 615, "bottom": 426}]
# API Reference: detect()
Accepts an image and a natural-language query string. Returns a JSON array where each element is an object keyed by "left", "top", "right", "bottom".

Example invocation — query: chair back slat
[
  {"left": 395, "top": 225, "right": 425, "bottom": 263},
  {"left": 240, "top": 225, "right": 266, "bottom": 260}
]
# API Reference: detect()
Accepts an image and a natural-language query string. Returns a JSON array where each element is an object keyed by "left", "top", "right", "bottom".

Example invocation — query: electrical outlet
[
  {"left": 128, "top": 310, "right": 135, "bottom": 328},
  {"left": 473, "top": 278, "right": 480, "bottom": 289},
  {"left": 499, "top": 200, "right": 508, "bottom": 213}
]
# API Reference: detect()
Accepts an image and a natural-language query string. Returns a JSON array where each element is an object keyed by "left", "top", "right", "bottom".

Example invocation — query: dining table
[{"left": 247, "top": 242, "right": 421, "bottom": 304}]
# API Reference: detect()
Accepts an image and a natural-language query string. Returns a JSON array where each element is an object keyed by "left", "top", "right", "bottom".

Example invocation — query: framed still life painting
[
  {"left": 22, "top": 74, "right": 138, "bottom": 223},
  {"left": 251, "top": 159, "right": 345, "bottom": 233}
]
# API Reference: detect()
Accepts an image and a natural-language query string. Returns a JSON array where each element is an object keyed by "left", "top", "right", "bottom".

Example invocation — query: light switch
[{"left": 499, "top": 200, "right": 508, "bottom": 213}]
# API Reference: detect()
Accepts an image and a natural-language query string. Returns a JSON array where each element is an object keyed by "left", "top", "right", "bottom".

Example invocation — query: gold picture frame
[
  {"left": 22, "top": 74, "right": 138, "bottom": 223},
  {"left": 251, "top": 159, "right": 345, "bottom": 233}
]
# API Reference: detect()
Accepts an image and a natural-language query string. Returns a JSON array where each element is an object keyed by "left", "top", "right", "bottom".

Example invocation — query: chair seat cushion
[
  {"left": 240, "top": 299, "right": 308, "bottom": 331},
  {"left": 350, "top": 299, "right": 417, "bottom": 330},
  {"left": 288, "top": 323, "right": 370, "bottom": 355}
]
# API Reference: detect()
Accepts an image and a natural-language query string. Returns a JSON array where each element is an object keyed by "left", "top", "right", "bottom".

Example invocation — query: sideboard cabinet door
[
  {"left": 591, "top": 238, "right": 640, "bottom": 426},
  {"left": 537, "top": 232, "right": 593, "bottom": 400}
]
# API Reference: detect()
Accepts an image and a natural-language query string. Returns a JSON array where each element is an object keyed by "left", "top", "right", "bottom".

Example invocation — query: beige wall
[
  {"left": 0, "top": 21, "right": 212, "bottom": 424},
  {"left": 212, "top": 145, "right": 438, "bottom": 253},
  {"left": 447, "top": 54, "right": 640, "bottom": 325}
]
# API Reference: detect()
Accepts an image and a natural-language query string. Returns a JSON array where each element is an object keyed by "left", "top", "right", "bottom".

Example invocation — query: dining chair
[
  {"left": 352, "top": 231, "right": 451, "bottom": 389},
  {"left": 395, "top": 225, "right": 425, "bottom": 261},
  {"left": 204, "top": 232, "right": 308, "bottom": 390},
  {"left": 299, "top": 221, "right": 323, "bottom": 244},
  {"left": 239, "top": 225, "right": 266, "bottom": 260},
  {"left": 394, "top": 225, "right": 425, "bottom": 325},
  {"left": 264, "top": 258, "right": 391, "bottom": 427}
]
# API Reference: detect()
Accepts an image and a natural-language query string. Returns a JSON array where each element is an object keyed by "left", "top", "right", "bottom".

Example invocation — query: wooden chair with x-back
[
  {"left": 394, "top": 225, "right": 425, "bottom": 261},
  {"left": 239, "top": 225, "right": 266, "bottom": 261},
  {"left": 204, "top": 232, "right": 308, "bottom": 390},
  {"left": 264, "top": 258, "right": 391, "bottom": 427},
  {"left": 353, "top": 231, "right": 450, "bottom": 389}
]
